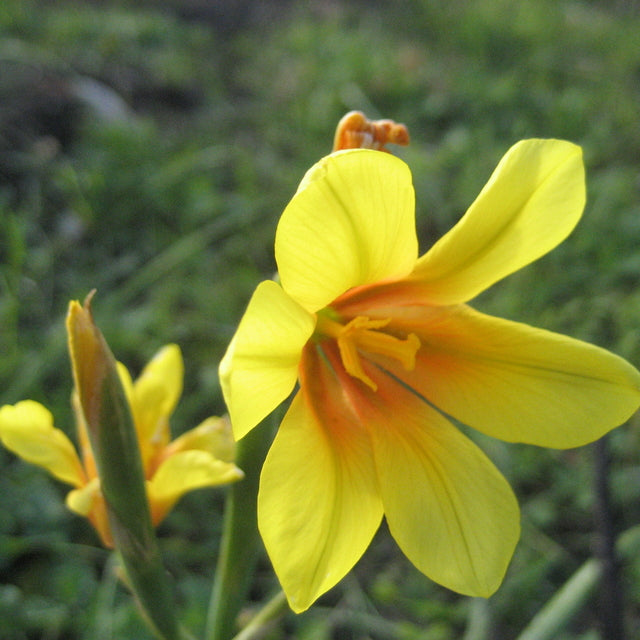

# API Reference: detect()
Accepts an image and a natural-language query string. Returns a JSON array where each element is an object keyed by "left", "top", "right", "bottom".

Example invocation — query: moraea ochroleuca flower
[
  {"left": 0, "top": 313, "right": 242, "bottom": 547},
  {"left": 219, "top": 140, "right": 640, "bottom": 612}
]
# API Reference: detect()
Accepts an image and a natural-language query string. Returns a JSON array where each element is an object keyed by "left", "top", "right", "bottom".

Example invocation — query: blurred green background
[{"left": 1, "top": 0, "right": 640, "bottom": 638}]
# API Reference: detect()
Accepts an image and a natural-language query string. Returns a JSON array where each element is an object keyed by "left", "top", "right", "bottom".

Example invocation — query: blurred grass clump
[{"left": 1, "top": 0, "right": 640, "bottom": 638}]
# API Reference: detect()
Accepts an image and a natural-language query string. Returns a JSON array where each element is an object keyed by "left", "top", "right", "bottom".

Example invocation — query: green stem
[
  {"left": 515, "top": 524, "right": 640, "bottom": 640},
  {"left": 462, "top": 598, "right": 492, "bottom": 640},
  {"left": 231, "top": 591, "right": 288, "bottom": 640},
  {"left": 592, "top": 437, "right": 625, "bottom": 640},
  {"left": 205, "top": 418, "right": 275, "bottom": 640}
]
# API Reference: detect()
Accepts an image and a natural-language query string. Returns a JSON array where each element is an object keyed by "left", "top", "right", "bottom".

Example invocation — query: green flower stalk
[{"left": 206, "top": 418, "right": 275, "bottom": 640}]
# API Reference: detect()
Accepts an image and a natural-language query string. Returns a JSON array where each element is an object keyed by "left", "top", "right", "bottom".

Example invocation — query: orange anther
[{"left": 332, "top": 111, "right": 410, "bottom": 152}]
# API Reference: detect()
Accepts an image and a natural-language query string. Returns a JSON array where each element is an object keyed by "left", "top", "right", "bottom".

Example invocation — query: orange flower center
[{"left": 316, "top": 312, "right": 421, "bottom": 391}]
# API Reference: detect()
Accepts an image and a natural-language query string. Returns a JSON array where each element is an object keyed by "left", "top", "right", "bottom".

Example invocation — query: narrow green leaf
[{"left": 67, "top": 294, "right": 179, "bottom": 640}]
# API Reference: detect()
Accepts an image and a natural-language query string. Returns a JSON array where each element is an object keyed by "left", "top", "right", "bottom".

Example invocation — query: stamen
[
  {"left": 332, "top": 111, "right": 410, "bottom": 152},
  {"left": 316, "top": 312, "right": 421, "bottom": 391},
  {"left": 337, "top": 333, "right": 378, "bottom": 391}
]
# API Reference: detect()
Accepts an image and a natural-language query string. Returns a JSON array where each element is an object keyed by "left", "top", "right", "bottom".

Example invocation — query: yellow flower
[
  {"left": 219, "top": 141, "right": 640, "bottom": 612},
  {"left": 0, "top": 343, "right": 243, "bottom": 547}
]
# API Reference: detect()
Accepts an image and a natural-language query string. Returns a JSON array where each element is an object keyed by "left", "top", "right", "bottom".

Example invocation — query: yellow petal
[
  {"left": 66, "top": 476, "right": 100, "bottom": 516},
  {"left": 219, "top": 280, "right": 316, "bottom": 440},
  {"left": 276, "top": 149, "right": 417, "bottom": 313},
  {"left": 383, "top": 304, "right": 640, "bottom": 448},
  {"left": 0, "top": 401, "right": 85, "bottom": 487},
  {"left": 163, "top": 415, "right": 236, "bottom": 463},
  {"left": 147, "top": 450, "right": 243, "bottom": 524},
  {"left": 66, "top": 477, "right": 113, "bottom": 547},
  {"left": 364, "top": 373, "right": 519, "bottom": 596},
  {"left": 132, "top": 345, "right": 183, "bottom": 454},
  {"left": 259, "top": 385, "right": 383, "bottom": 613},
  {"left": 412, "top": 139, "right": 585, "bottom": 304}
]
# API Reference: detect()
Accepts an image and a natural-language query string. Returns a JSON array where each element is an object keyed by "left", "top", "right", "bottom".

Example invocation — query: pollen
[
  {"left": 332, "top": 111, "right": 410, "bottom": 153},
  {"left": 316, "top": 313, "right": 421, "bottom": 391}
]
